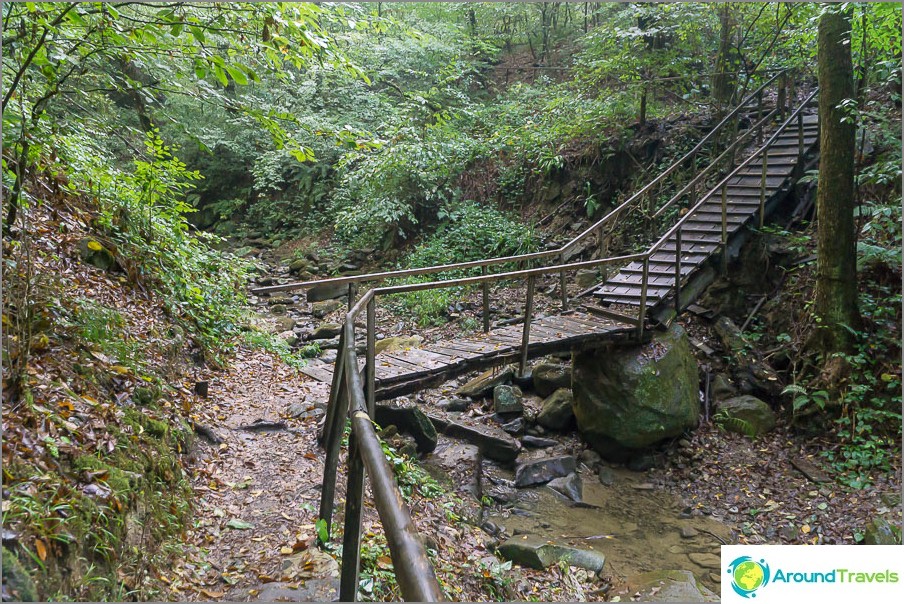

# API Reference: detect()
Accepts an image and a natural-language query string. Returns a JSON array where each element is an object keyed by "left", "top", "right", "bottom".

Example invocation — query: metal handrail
[
  {"left": 313, "top": 78, "right": 815, "bottom": 604},
  {"left": 251, "top": 71, "right": 788, "bottom": 299}
]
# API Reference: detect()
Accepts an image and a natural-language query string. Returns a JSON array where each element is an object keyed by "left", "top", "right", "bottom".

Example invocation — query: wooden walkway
[
  {"left": 300, "top": 312, "right": 635, "bottom": 400},
  {"left": 299, "top": 111, "right": 818, "bottom": 401},
  {"left": 594, "top": 113, "right": 818, "bottom": 307}
]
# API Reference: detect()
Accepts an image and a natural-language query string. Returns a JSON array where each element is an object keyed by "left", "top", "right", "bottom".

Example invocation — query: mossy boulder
[
  {"left": 864, "top": 517, "right": 901, "bottom": 545},
  {"left": 77, "top": 238, "right": 117, "bottom": 271},
  {"left": 715, "top": 395, "right": 776, "bottom": 436},
  {"left": 573, "top": 324, "right": 699, "bottom": 454},
  {"left": 532, "top": 362, "right": 571, "bottom": 398},
  {"left": 536, "top": 388, "right": 575, "bottom": 431}
]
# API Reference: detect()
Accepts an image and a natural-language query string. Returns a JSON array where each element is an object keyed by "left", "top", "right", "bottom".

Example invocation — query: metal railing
[{"left": 256, "top": 74, "right": 817, "bottom": 603}]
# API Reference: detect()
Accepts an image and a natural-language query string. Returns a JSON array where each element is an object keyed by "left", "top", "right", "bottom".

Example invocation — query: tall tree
[{"left": 813, "top": 5, "right": 859, "bottom": 355}]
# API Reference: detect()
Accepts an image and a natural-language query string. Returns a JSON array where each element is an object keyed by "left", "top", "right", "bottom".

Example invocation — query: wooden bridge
[{"left": 252, "top": 73, "right": 819, "bottom": 602}]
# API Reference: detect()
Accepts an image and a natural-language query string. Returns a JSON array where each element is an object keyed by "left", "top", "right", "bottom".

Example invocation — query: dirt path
[{"left": 174, "top": 347, "right": 339, "bottom": 601}]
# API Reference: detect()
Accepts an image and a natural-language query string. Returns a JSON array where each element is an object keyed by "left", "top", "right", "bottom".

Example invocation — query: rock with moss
[
  {"left": 78, "top": 237, "right": 117, "bottom": 271},
  {"left": 715, "top": 395, "right": 776, "bottom": 436},
  {"left": 536, "top": 388, "right": 575, "bottom": 431},
  {"left": 864, "top": 517, "right": 901, "bottom": 545},
  {"left": 625, "top": 569, "right": 719, "bottom": 602},
  {"left": 573, "top": 324, "right": 699, "bottom": 454},
  {"left": 375, "top": 405, "right": 437, "bottom": 453},
  {"left": 493, "top": 385, "right": 523, "bottom": 415},
  {"left": 497, "top": 537, "right": 605, "bottom": 572},
  {"left": 311, "top": 323, "right": 342, "bottom": 340},
  {"left": 312, "top": 299, "right": 343, "bottom": 318},
  {"left": 532, "top": 361, "right": 571, "bottom": 398},
  {"left": 132, "top": 385, "right": 161, "bottom": 407},
  {"left": 375, "top": 335, "right": 423, "bottom": 355},
  {"left": 2, "top": 547, "right": 37, "bottom": 602}
]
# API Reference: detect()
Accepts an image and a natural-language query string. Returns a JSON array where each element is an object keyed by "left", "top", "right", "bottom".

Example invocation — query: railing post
[
  {"left": 348, "top": 283, "right": 358, "bottom": 310},
  {"left": 597, "top": 227, "right": 607, "bottom": 260},
  {"left": 637, "top": 256, "right": 649, "bottom": 340},
  {"left": 319, "top": 330, "right": 349, "bottom": 537},
  {"left": 797, "top": 111, "right": 805, "bottom": 165},
  {"left": 721, "top": 184, "right": 728, "bottom": 274},
  {"left": 759, "top": 152, "right": 769, "bottom": 228},
  {"left": 778, "top": 72, "right": 787, "bottom": 120},
  {"left": 519, "top": 275, "right": 535, "bottom": 377},
  {"left": 319, "top": 328, "right": 347, "bottom": 447},
  {"left": 365, "top": 297, "right": 376, "bottom": 416},
  {"left": 674, "top": 227, "right": 682, "bottom": 315},
  {"left": 559, "top": 251, "right": 568, "bottom": 311},
  {"left": 756, "top": 90, "right": 764, "bottom": 145},
  {"left": 339, "top": 430, "right": 365, "bottom": 602},
  {"left": 481, "top": 266, "right": 490, "bottom": 333}
]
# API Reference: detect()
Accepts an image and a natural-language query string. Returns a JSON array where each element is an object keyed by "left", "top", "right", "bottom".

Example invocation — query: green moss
[{"left": 2, "top": 547, "right": 38, "bottom": 602}]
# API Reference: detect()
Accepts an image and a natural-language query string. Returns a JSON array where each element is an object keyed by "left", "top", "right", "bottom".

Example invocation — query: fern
[{"left": 714, "top": 409, "right": 757, "bottom": 438}]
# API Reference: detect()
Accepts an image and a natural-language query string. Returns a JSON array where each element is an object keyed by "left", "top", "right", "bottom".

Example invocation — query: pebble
[{"left": 680, "top": 526, "right": 699, "bottom": 539}]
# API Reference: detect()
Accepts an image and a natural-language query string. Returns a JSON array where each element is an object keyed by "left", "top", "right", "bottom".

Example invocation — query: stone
[
  {"left": 575, "top": 268, "right": 599, "bottom": 289},
  {"left": 436, "top": 397, "right": 470, "bottom": 412},
  {"left": 710, "top": 373, "right": 737, "bottom": 401},
  {"left": 277, "top": 330, "right": 298, "bottom": 347},
  {"left": 307, "top": 282, "right": 348, "bottom": 303},
  {"left": 680, "top": 526, "right": 699, "bottom": 539},
  {"left": 864, "top": 517, "right": 901, "bottom": 545},
  {"left": 319, "top": 349, "right": 338, "bottom": 363},
  {"left": 497, "top": 537, "right": 605, "bottom": 573},
  {"left": 547, "top": 472, "right": 582, "bottom": 502},
  {"left": 688, "top": 552, "right": 721, "bottom": 570},
  {"left": 288, "top": 402, "right": 325, "bottom": 420},
  {"left": 714, "top": 317, "right": 782, "bottom": 398},
  {"left": 312, "top": 299, "right": 343, "bottom": 318},
  {"left": 288, "top": 258, "right": 312, "bottom": 274},
  {"left": 374, "top": 405, "right": 437, "bottom": 453},
  {"left": 270, "top": 304, "right": 287, "bottom": 315},
  {"left": 779, "top": 525, "right": 798, "bottom": 541},
  {"left": 311, "top": 323, "right": 342, "bottom": 340},
  {"left": 494, "top": 385, "right": 524, "bottom": 415},
  {"left": 597, "top": 466, "right": 616, "bottom": 486},
  {"left": 573, "top": 324, "right": 699, "bottom": 455},
  {"left": 579, "top": 449, "right": 602, "bottom": 466},
  {"left": 268, "top": 295, "right": 295, "bottom": 306},
  {"left": 78, "top": 237, "right": 117, "bottom": 271},
  {"left": 375, "top": 335, "right": 423, "bottom": 355},
  {"left": 626, "top": 569, "right": 719, "bottom": 602},
  {"left": 536, "top": 388, "right": 575, "bottom": 431},
  {"left": 271, "top": 316, "right": 296, "bottom": 333},
  {"left": 715, "top": 395, "right": 776, "bottom": 436},
  {"left": 521, "top": 435, "right": 558, "bottom": 449},
  {"left": 457, "top": 366, "right": 515, "bottom": 398},
  {"left": 427, "top": 414, "right": 521, "bottom": 463},
  {"left": 514, "top": 455, "right": 576, "bottom": 487},
  {"left": 500, "top": 417, "right": 524, "bottom": 435},
  {"left": 532, "top": 362, "right": 571, "bottom": 398}
]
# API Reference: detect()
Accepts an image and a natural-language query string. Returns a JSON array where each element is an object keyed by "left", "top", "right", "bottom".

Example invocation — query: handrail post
[
  {"left": 339, "top": 430, "right": 365, "bottom": 602},
  {"left": 721, "top": 184, "right": 728, "bottom": 274},
  {"left": 319, "top": 329, "right": 349, "bottom": 537},
  {"left": 797, "top": 111, "right": 804, "bottom": 165},
  {"left": 597, "top": 227, "right": 606, "bottom": 260},
  {"left": 519, "top": 275, "right": 535, "bottom": 377},
  {"left": 481, "top": 266, "right": 490, "bottom": 333},
  {"left": 777, "top": 72, "right": 787, "bottom": 120},
  {"left": 756, "top": 89, "right": 764, "bottom": 145},
  {"left": 637, "top": 256, "right": 649, "bottom": 340},
  {"left": 674, "top": 227, "right": 682, "bottom": 315},
  {"left": 319, "top": 327, "right": 347, "bottom": 447},
  {"left": 348, "top": 283, "right": 358, "bottom": 310},
  {"left": 365, "top": 297, "right": 376, "bottom": 415},
  {"left": 759, "top": 152, "right": 769, "bottom": 228},
  {"left": 559, "top": 251, "right": 568, "bottom": 311}
]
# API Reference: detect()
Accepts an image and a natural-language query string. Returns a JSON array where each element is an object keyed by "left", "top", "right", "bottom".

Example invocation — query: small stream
[{"left": 424, "top": 436, "right": 730, "bottom": 595}]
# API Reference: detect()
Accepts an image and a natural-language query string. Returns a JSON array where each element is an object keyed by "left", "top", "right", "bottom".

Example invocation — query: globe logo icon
[{"left": 727, "top": 556, "right": 771, "bottom": 598}]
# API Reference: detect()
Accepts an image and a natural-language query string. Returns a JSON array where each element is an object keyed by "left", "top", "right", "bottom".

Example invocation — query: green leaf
[
  {"left": 225, "top": 65, "right": 248, "bottom": 86},
  {"left": 226, "top": 518, "right": 254, "bottom": 530},
  {"left": 212, "top": 64, "right": 229, "bottom": 88},
  {"left": 315, "top": 518, "right": 329, "bottom": 543}
]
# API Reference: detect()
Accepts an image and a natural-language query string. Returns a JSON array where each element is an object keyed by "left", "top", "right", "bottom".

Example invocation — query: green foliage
[
  {"left": 241, "top": 330, "right": 318, "bottom": 369},
  {"left": 389, "top": 202, "right": 538, "bottom": 326},
  {"left": 713, "top": 408, "right": 757, "bottom": 438}
]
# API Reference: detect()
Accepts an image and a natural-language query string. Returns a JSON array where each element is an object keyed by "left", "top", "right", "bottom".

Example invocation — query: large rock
[
  {"left": 532, "top": 362, "right": 571, "bottom": 397},
  {"left": 715, "top": 395, "right": 776, "bottom": 436},
  {"left": 575, "top": 269, "right": 599, "bottom": 289},
  {"left": 514, "top": 455, "right": 576, "bottom": 487},
  {"left": 625, "top": 569, "right": 719, "bottom": 602},
  {"left": 375, "top": 405, "right": 437, "bottom": 453},
  {"left": 270, "top": 316, "right": 297, "bottom": 333},
  {"left": 307, "top": 282, "right": 348, "bottom": 303},
  {"left": 573, "top": 324, "right": 699, "bottom": 454},
  {"left": 494, "top": 385, "right": 524, "bottom": 415},
  {"left": 311, "top": 323, "right": 342, "bottom": 340},
  {"left": 312, "top": 299, "right": 343, "bottom": 318},
  {"left": 375, "top": 335, "right": 423, "bottom": 356},
  {"left": 536, "top": 388, "right": 575, "bottom": 431},
  {"left": 497, "top": 537, "right": 605, "bottom": 573},
  {"left": 457, "top": 366, "right": 514, "bottom": 398}
]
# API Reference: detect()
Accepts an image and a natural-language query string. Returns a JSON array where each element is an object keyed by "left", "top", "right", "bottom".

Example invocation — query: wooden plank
[
  {"left": 580, "top": 305, "right": 640, "bottom": 326},
  {"left": 384, "top": 351, "right": 445, "bottom": 372},
  {"left": 548, "top": 315, "right": 613, "bottom": 333},
  {"left": 300, "top": 363, "right": 335, "bottom": 383},
  {"left": 426, "top": 344, "right": 481, "bottom": 360}
]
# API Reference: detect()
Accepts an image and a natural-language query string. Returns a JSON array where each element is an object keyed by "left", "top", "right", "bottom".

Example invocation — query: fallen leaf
[
  {"left": 801, "top": 524, "right": 811, "bottom": 534},
  {"left": 226, "top": 519, "right": 254, "bottom": 530},
  {"left": 199, "top": 589, "right": 224, "bottom": 598},
  {"left": 35, "top": 539, "right": 48, "bottom": 561},
  {"left": 280, "top": 546, "right": 293, "bottom": 555}
]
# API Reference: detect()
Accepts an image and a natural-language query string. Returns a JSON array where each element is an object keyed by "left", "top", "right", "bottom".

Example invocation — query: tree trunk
[
  {"left": 713, "top": 5, "right": 737, "bottom": 109},
  {"left": 813, "top": 5, "right": 859, "bottom": 355}
]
